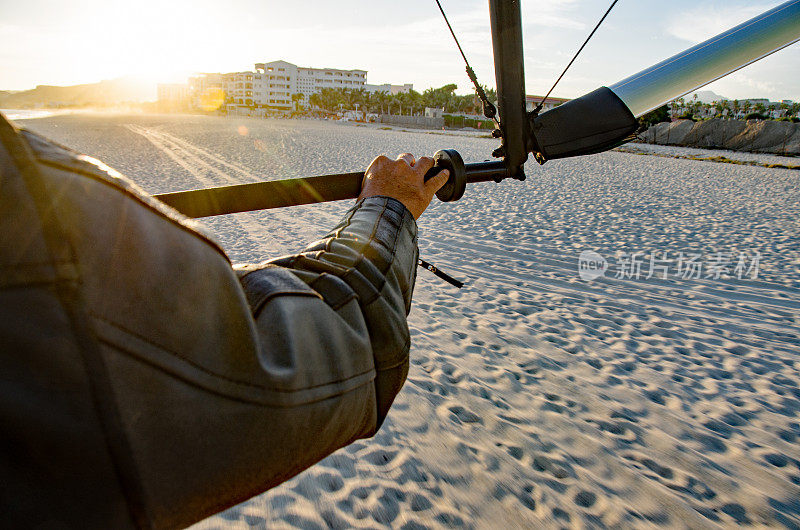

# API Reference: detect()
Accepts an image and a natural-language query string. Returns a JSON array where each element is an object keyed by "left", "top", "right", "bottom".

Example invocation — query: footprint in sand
[
  {"left": 574, "top": 490, "right": 597, "bottom": 508},
  {"left": 320, "top": 509, "right": 349, "bottom": 529},
  {"left": 763, "top": 452, "right": 789, "bottom": 467},
  {"left": 363, "top": 449, "right": 399, "bottom": 466},
  {"left": 317, "top": 472, "right": 345, "bottom": 492},
  {"left": 505, "top": 484, "right": 538, "bottom": 512},
  {"left": 268, "top": 494, "right": 295, "bottom": 511},
  {"left": 532, "top": 455, "right": 572, "bottom": 480},
  {"left": 434, "top": 512, "right": 465, "bottom": 526},
  {"left": 590, "top": 418, "right": 641, "bottom": 444},
  {"left": 718, "top": 503, "right": 751, "bottom": 524},
  {"left": 409, "top": 494, "right": 432, "bottom": 512},
  {"left": 320, "top": 453, "right": 357, "bottom": 479},
  {"left": 552, "top": 507, "right": 571, "bottom": 523},
  {"left": 444, "top": 405, "right": 483, "bottom": 425}
]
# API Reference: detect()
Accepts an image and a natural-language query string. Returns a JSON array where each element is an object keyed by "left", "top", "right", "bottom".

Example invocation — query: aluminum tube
[
  {"left": 155, "top": 172, "right": 364, "bottom": 217},
  {"left": 464, "top": 161, "right": 508, "bottom": 183},
  {"left": 609, "top": 0, "right": 800, "bottom": 117},
  {"left": 489, "top": 0, "right": 529, "bottom": 175}
]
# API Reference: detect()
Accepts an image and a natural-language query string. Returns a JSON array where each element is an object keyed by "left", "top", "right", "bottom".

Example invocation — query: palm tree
[
  {"left": 398, "top": 92, "right": 414, "bottom": 115},
  {"left": 406, "top": 90, "right": 422, "bottom": 116},
  {"left": 291, "top": 93, "right": 304, "bottom": 112},
  {"left": 375, "top": 92, "right": 388, "bottom": 114},
  {"left": 422, "top": 84, "right": 457, "bottom": 113}
]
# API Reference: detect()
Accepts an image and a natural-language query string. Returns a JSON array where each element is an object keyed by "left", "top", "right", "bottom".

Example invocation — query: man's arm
[
  {"left": 1, "top": 113, "right": 448, "bottom": 530},
  {"left": 237, "top": 154, "right": 450, "bottom": 427},
  {"left": 124, "top": 153, "right": 448, "bottom": 528}
]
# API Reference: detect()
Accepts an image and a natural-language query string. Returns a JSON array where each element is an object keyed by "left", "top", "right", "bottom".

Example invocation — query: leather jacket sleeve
[
  {"left": 0, "top": 113, "right": 419, "bottom": 530},
  {"left": 237, "top": 196, "right": 418, "bottom": 428}
]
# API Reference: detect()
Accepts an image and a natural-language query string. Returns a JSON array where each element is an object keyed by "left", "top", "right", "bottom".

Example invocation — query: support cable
[
  {"left": 434, "top": 0, "right": 498, "bottom": 123},
  {"left": 534, "top": 0, "right": 620, "bottom": 114}
]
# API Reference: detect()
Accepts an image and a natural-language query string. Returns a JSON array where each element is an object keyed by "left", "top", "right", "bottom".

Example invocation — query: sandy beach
[{"left": 17, "top": 112, "right": 800, "bottom": 528}]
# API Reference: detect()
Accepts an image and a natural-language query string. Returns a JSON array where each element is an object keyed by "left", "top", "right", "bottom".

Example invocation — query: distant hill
[
  {"left": 688, "top": 90, "right": 729, "bottom": 103},
  {"left": 0, "top": 77, "right": 156, "bottom": 109},
  {"left": 685, "top": 90, "right": 794, "bottom": 105}
]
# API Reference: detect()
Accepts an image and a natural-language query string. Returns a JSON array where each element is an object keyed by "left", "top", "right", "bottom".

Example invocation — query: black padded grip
[{"left": 529, "top": 86, "right": 637, "bottom": 161}]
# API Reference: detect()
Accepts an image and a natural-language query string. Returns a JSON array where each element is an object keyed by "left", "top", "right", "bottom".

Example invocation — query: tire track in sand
[{"left": 124, "top": 124, "right": 311, "bottom": 257}]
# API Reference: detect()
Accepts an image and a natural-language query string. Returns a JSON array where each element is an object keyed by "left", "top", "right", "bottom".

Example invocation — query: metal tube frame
[
  {"left": 609, "top": 0, "right": 800, "bottom": 117},
  {"left": 488, "top": 0, "right": 529, "bottom": 179},
  {"left": 155, "top": 160, "right": 511, "bottom": 218},
  {"left": 154, "top": 1, "right": 800, "bottom": 218}
]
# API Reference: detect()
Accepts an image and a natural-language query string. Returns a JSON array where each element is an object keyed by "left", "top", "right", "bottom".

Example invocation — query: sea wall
[
  {"left": 379, "top": 114, "right": 444, "bottom": 129},
  {"left": 640, "top": 118, "right": 800, "bottom": 156}
]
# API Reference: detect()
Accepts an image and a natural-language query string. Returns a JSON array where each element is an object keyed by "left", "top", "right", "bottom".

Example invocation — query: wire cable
[
  {"left": 434, "top": 0, "right": 498, "bottom": 122},
  {"left": 434, "top": 0, "right": 470, "bottom": 67},
  {"left": 535, "top": 0, "right": 620, "bottom": 113}
]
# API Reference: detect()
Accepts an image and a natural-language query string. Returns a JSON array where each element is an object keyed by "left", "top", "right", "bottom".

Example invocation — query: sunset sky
[{"left": 1, "top": 0, "right": 798, "bottom": 100}]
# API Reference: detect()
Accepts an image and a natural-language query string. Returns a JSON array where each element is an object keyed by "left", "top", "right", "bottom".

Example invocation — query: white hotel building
[
  {"left": 222, "top": 60, "right": 369, "bottom": 110},
  {"left": 188, "top": 60, "right": 411, "bottom": 112}
]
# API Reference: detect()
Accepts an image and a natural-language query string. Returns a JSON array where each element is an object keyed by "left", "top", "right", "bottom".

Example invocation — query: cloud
[
  {"left": 664, "top": 3, "right": 778, "bottom": 43},
  {"left": 725, "top": 71, "right": 778, "bottom": 95},
  {"left": 523, "top": 0, "right": 586, "bottom": 31}
]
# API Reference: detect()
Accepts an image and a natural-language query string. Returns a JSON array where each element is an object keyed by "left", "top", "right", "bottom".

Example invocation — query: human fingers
[
  {"left": 414, "top": 156, "right": 435, "bottom": 176},
  {"left": 396, "top": 152, "right": 415, "bottom": 166},
  {"left": 424, "top": 169, "right": 450, "bottom": 195},
  {"left": 365, "top": 154, "right": 391, "bottom": 176}
]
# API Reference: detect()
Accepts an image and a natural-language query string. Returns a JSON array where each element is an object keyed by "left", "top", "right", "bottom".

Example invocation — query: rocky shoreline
[{"left": 640, "top": 118, "right": 799, "bottom": 156}]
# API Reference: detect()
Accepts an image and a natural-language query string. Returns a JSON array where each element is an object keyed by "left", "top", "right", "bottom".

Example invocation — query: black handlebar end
[{"left": 425, "top": 149, "right": 466, "bottom": 202}]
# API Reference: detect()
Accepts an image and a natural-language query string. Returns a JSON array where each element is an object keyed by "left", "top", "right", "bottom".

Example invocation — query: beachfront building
[
  {"left": 296, "top": 64, "right": 367, "bottom": 98},
  {"left": 221, "top": 72, "right": 268, "bottom": 110},
  {"left": 770, "top": 108, "right": 789, "bottom": 119},
  {"left": 157, "top": 84, "right": 190, "bottom": 103},
  {"left": 230, "top": 72, "right": 270, "bottom": 107},
  {"left": 253, "top": 61, "right": 298, "bottom": 110},
  {"left": 744, "top": 98, "right": 770, "bottom": 107},
  {"left": 157, "top": 83, "right": 191, "bottom": 112},
  {"left": 525, "top": 95, "right": 570, "bottom": 113},
  {"left": 255, "top": 60, "right": 368, "bottom": 103},
  {"left": 198, "top": 60, "right": 371, "bottom": 112},
  {"left": 188, "top": 73, "right": 223, "bottom": 110},
  {"left": 425, "top": 107, "right": 444, "bottom": 119},
  {"left": 364, "top": 83, "right": 414, "bottom": 95},
  {"left": 189, "top": 60, "right": 415, "bottom": 113}
]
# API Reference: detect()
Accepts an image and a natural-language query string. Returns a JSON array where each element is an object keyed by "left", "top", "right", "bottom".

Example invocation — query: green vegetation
[
  {"left": 443, "top": 114, "right": 494, "bottom": 129},
  {"left": 306, "top": 84, "right": 496, "bottom": 117},
  {"left": 637, "top": 105, "right": 670, "bottom": 131},
  {"left": 668, "top": 95, "right": 799, "bottom": 122}
]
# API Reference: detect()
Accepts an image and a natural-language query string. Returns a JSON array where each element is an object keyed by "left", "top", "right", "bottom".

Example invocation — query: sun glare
[
  {"left": 199, "top": 88, "right": 226, "bottom": 112},
  {"left": 26, "top": 0, "right": 242, "bottom": 88}
]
